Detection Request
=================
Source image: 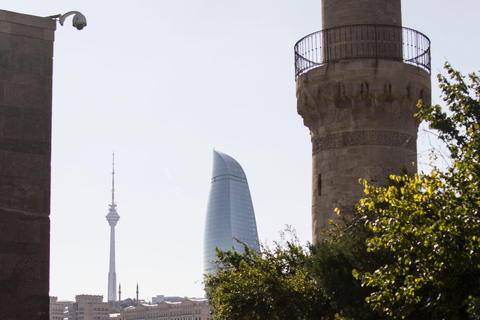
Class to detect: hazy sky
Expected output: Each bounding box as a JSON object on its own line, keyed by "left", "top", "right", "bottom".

{"left": 2, "top": 0, "right": 479, "bottom": 302}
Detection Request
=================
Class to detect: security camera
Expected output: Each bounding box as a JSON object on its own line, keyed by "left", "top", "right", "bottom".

{"left": 53, "top": 11, "right": 87, "bottom": 31}
{"left": 72, "top": 12, "right": 87, "bottom": 30}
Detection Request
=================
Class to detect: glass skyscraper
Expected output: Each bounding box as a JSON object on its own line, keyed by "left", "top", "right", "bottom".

{"left": 203, "top": 150, "right": 260, "bottom": 273}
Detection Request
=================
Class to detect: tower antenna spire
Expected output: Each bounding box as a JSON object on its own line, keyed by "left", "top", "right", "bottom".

{"left": 112, "top": 151, "right": 115, "bottom": 205}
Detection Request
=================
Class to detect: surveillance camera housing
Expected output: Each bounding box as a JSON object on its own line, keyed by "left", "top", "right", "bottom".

{"left": 72, "top": 12, "right": 87, "bottom": 30}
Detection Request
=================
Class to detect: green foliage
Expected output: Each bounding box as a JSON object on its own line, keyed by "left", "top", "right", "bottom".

{"left": 417, "top": 63, "right": 480, "bottom": 168}
{"left": 203, "top": 228, "right": 334, "bottom": 320}
{"left": 311, "top": 173, "right": 405, "bottom": 320}
{"left": 313, "top": 225, "right": 377, "bottom": 319}
{"left": 203, "top": 64, "right": 480, "bottom": 319}
{"left": 352, "top": 63, "right": 480, "bottom": 319}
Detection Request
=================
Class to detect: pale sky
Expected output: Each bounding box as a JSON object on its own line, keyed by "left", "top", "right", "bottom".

{"left": 2, "top": 0, "right": 479, "bottom": 302}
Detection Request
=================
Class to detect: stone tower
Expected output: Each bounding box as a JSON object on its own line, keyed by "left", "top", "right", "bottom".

{"left": 295, "top": 0, "right": 431, "bottom": 242}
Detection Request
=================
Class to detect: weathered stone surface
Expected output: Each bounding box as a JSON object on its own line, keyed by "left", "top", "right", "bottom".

{"left": 297, "top": 57, "right": 431, "bottom": 241}
{"left": 322, "top": 0, "right": 402, "bottom": 29}
{"left": 0, "top": 9, "right": 55, "bottom": 320}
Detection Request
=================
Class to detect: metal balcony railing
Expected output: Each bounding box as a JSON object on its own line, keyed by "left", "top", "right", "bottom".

{"left": 294, "top": 24, "right": 431, "bottom": 79}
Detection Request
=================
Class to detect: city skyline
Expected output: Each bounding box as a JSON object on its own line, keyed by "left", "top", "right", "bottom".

{"left": 0, "top": 0, "right": 477, "bottom": 302}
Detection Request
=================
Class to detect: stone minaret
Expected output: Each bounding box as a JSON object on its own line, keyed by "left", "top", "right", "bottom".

{"left": 118, "top": 283, "right": 122, "bottom": 305}
{"left": 136, "top": 283, "right": 139, "bottom": 302}
{"left": 106, "top": 153, "right": 120, "bottom": 302}
{"left": 295, "top": 0, "right": 431, "bottom": 242}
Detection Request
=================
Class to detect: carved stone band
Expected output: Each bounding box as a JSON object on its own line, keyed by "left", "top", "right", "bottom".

{"left": 313, "top": 130, "right": 416, "bottom": 153}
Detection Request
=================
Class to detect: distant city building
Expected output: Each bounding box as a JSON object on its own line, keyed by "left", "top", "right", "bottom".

{"left": 120, "top": 298, "right": 210, "bottom": 320}
{"left": 106, "top": 154, "right": 121, "bottom": 302}
{"left": 50, "top": 298, "right": 74, "bottom": 319}
{"left": 49, "top": 296, "right": 65, "bottom": 320}
{"left": 203, "top": 150, "right": 260, "bottom": 273}
{"left": 68, "top": 295, "right": 110, "bottom": 320}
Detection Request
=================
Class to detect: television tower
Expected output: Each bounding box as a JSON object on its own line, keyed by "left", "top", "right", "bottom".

{"left": 295, "top": 0, "right": 431, "bottom": 242}
{"left": 106, "top": 152, "right": 120, "bottom": 302}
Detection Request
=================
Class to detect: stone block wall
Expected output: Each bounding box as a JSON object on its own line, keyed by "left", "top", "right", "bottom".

{"left": 322, "top": 0, "right": 402, "bottom": 29}
{"left": 296, "top": 59, "right": 431, "bottom": 241}
{"left": 0, "top": 10, "right": 55, "bottom": 319}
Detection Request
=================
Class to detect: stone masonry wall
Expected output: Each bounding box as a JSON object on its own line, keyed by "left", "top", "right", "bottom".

{"left": 296, "top": 59, "right": 431, "bottom": 241}
{"left": 322, "top": 0, "right": 402, "bottom": 29}
{"left": 0, "top": 10, "right": 55, "bottom": 319}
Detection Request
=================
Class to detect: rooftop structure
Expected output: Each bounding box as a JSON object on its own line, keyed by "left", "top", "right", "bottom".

{"left": 49, "top": 296, "right": 66, "bottom": 320}
{"left": 120, "top": 298, "right": 210, "bottom": 320}
{"left": 152, "top": 295, "right": 189, "bottom": 304}
{"left": 68, "top": 295, "right": 109, "bottom": 320}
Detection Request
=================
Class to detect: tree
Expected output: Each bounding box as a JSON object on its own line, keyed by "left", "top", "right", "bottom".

{"left": 311, "top": 171, "right": 409, "bottom": 320}
{"left": 203, "top": 229, "right": 334, "bottom": 320}
{"left": 351, "top": 63, "right": 480, "bottom": 319}
{"left": 204, "top": 64, "right": 480, "bottom": 319}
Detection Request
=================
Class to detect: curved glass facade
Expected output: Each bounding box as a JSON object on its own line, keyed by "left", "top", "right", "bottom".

{"left": 203, "top": 150, "right": 260, "bottom": 273}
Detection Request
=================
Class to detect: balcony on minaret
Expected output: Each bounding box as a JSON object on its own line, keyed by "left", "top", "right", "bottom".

{"left": 294, "top": 25, "right": 431, "bottom": 79}
{"left": 295, "top": 0, "right": 432, "bottom": 242}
